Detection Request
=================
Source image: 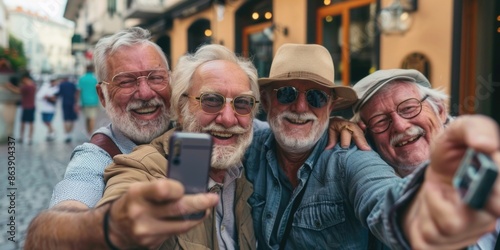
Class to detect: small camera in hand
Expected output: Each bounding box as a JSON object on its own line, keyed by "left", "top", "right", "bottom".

{"left": 453, "top": 148, "right": 498, "bottom": 209}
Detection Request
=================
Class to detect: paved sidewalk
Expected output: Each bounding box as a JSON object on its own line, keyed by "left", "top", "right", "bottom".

{"left": 0, "top": 103, "right": 109, "bottom": 249}
{"left": 0, "top": 138, "right": 88, "bottom": 249}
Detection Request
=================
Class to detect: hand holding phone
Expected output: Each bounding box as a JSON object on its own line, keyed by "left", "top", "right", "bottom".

{"left": 167, "top": 132, "right": 213, "bottom": 219}
{"left": 453, "top": 148, "right": 498, "bottom": 209}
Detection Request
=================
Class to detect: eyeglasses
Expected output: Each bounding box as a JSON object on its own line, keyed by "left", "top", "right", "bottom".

{"left": 366, "top": 95, "right": 429, "bottom": 134}
{"left": 183, "top": 92, "right": 259, "bottom": 116}
{"left": 273, "top": 86, "right": 330, "bottom": 108}
{"left": 100, "top": 69, "right": 169, "bottom": 95}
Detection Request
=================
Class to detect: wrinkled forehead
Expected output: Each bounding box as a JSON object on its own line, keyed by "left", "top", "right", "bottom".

{"left": 107, "top": 44, "right": 167, "bottom": 76}
{"left": 192, "top": 60, "right": 252, "bottom": 94}
{"left": 361, "top": 82, "right": 421, "bottom": 115}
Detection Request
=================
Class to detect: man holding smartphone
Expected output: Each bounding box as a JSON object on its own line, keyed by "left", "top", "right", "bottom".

{"left": 96, "top": 44, "right": 261, "bottom": 249}
{"left": 25, "top": 27, "right": 220, "bottom": 249}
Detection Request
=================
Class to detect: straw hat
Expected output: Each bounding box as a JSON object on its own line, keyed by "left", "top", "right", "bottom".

{"left": 258, "top": 43, "right": 358, "bottom": 111}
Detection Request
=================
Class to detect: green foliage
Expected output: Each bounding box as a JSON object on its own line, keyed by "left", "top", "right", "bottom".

{"left": 0, "top": 34, "right": 27, "bottom": 71}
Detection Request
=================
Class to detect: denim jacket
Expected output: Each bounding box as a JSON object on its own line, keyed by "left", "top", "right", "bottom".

{"left": 244, "top": 129, "right": 402, "bottom": 249}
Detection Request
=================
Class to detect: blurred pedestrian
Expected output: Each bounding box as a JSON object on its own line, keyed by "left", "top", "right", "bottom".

{"left": 4, "top": 73, "right": 36, "bottom": 144}
{"left": 37, "top": 76, "right": 59, "bottom": 141}
{"left": 57, "top": 76, "right": 79, "bottom": 143}
{"left": 0, "top": 76, "right": 20, "bottom": 140}
{"left": 78, "top": 65, "right": 99, "bottom": 135}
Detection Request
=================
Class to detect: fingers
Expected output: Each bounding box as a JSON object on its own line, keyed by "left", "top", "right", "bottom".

{"left": 444, "top": 115, "right": 500, "bottom": 154}
{"left": 350, "top": 125, "right": 370, "bottom": 151}
{"left": 326, "top": 125, "right": 339, "bottom": 150}
{"left": 407, "top": 179, "right": 496, "bottom": 249}
{"left": 430, "top": 115, "right": 500, "bottom": 178}
{"left": 108, "top": 180, "right": 220, "bottom": 248}
{"left": 327, "top": 117, "right": 371, "bottom": 150}
{"left": 339, "top": 128, "right": 353, "bottom": 149}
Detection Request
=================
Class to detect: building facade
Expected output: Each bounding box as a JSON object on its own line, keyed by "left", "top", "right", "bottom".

{"left": 7, "top": 7, "right": 74, "bottom": 78}
{"left": 0, "top": 0, "right": 8, "bottom": 48}
{"left": 64, "top": 0, "right": 500, "bottom": 122}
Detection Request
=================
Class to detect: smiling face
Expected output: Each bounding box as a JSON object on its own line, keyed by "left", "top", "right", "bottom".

{"left": 180, "top": 60, "right": 254, "bottom": 170}
{"left": 97, "top": 44, "right": 171, "bottom": 144}
{"left": 359, "top": 82, "right": 447, "bottom": 176}
{"left": 262, "top": 80, "right": 334, "bottom": 154}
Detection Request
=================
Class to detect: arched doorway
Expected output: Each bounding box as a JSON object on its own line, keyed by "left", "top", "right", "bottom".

{"left": 156, "top": 35, "right": 171, "bottom": 67}
{"left": 187, "top": 19, "right": 211, "bottom": 53}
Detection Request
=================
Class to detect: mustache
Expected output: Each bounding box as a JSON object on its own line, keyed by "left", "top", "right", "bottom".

{"left": 126, "top": 98, "right": 164, "bottom": 111}
{"left": 390, "top": 126, "right": 425, "bottom": 146}
{"left": 201, "top": 123, "right": 248, "bottom": 135}
{"left": 277, "top": 111, "right": 318, "bottom": 121}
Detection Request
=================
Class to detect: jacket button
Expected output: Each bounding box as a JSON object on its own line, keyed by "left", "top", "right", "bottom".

{"left": 314, "top": 220, "right": 321, "bottom": 228}
{"left": 266, "top": 213, "right": 272, "bottom": 219}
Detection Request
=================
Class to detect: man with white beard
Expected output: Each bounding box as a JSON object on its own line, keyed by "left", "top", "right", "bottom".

{"left": 25, "top": 27, "right": 219, "bottom": 249}
{"left": 243, "top": 43, "right": 500, "bottom": 249}
{"left": 95, "top": 44, "right": 260, "bottom": 249}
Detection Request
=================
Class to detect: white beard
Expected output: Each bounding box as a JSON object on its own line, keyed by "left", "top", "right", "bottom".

{"left": 268, "top": 111, "right": 327, "bottom": 154}
{"left": 104, "top": 93, "right": 170, "bottom": 144}
{"left": 181, "top": 107, "right": 252, "bottom": 170}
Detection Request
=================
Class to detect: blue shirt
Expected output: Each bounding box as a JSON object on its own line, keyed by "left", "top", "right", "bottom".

{"left": 57, "top": 81, "right": 78, "bottom": 107}
{"left": 244, "top": 128, "right": 401, "bottom": 249}
{"left": 49, "top": 124, "right": 137, "bottom": 207}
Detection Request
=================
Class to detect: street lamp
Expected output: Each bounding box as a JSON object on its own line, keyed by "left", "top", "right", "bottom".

{"left": 378, "top": 0, "right": 418, "bottom": 35}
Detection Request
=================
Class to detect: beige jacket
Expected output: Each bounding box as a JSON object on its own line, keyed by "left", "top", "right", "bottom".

{"left": 97, "top": 129, "right": 256, "bottom": 249}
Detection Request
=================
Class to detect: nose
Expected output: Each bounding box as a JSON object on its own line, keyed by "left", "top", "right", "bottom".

{"left": 134, "top": 77, "right": 155, "bottom": 100}
{"left": 390, "top": 112, "right": 412, "bottom": 132}
{"left": 215, "top": 102, "right": 238, "bottom": 128}
{"left": 290, "top": 92, "right": 309, "bottom": 112}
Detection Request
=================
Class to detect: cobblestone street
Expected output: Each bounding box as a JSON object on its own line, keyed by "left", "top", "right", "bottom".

{"left": 0, "top": 104, "right": 109, "bottom": 249}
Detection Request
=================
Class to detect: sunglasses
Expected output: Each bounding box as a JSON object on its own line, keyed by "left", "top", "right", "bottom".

{"left": 183, "top": 92, "right": 259, "bottom": 116}
{"left": 273, "top": 86, "right": 330, "bottom": 108}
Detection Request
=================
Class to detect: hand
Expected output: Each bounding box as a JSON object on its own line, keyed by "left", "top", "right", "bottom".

{"left": 107, "top": 179, "right": 219, "bottom": 249}
{"left": 404, "top": 115, "right": 500, "bottom": 249}
{"left": 326, "top": 117, "right": 371, "bottom": 150}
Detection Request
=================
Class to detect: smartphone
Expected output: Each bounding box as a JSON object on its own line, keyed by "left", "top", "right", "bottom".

{"left": 167, "top": 131, "right": 213, "bottom": 219}
{"left": 453, "top": 148, "right": 498, "bottom": 209}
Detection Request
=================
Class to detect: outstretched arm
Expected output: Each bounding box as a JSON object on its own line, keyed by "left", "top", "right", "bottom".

{"left": 404, "top": 115, "right": 500, "bottom": 249}
{"left": 25, "top": 180, "right": 219, "bottom": 249}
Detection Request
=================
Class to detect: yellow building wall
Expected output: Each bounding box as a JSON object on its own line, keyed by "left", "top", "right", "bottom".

{"left": 169, "top": 0, "right": 246, "bottom": 68}
{"left": 380, "top": 0, "right": 453, "bottom": 95}
{"left": 272, "top": 0, "right": 308, "bottom": 51}
{"left": 169, "top": 0, "right": 311, "bottom": 67}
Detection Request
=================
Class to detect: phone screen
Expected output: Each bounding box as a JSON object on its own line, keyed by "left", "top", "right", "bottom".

{"left": 168, "top": 143, "right": 212, "bottom": 194}
{"left": 167, "top": 132, "right": 213, "bottom": 219}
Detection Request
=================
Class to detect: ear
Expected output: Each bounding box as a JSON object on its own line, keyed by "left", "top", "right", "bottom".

{"left": 436, "top": 100, "right": 447, "bottom": 124}
{"left": 96, "top": 84, "right": 106, "bottom": 108}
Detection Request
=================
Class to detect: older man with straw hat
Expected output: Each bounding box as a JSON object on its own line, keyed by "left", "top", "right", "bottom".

{"left": 243, "top": 43, "right": 398, "bottom": 249}
{"left": 242, "top": 43, "right": 500, "bottom": 250}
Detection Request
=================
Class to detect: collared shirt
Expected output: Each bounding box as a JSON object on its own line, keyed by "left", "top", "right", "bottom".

{"left": 244, "top": 128, "right": 402, "bottom": 249}
{"left": 208, "top": 165, "right": 243, "bottom": 250}
{"left": 49, "top": 124, "right": 137, "bottom": 207}
{"left": 49, "top": 120, "right": 268, "bottom": 208}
